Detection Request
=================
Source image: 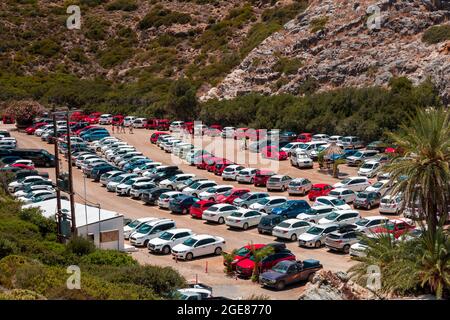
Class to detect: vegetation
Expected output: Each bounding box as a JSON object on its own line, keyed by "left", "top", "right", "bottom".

{"left": 273, "top": 56, "right": 303, "bottom": 75}
{"left": 106, "top": 0, "right": 138, "bottom": 12}
{"left": 4, "top": 100, "right": 45, "bottom": 128}
{"left": 139, "top": 6, "right": 193, "bottom": 30}
{"left": 0, "top": 188, "right": 186, "bottom": 299}
{"left": 422, "top": 24, "right": 450, "bottom": 44}
{"left": 310, "top": 16, "right": 329, "bottom": 33}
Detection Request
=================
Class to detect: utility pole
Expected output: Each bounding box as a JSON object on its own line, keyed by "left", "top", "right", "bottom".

{"left": 52, "top": 113, "right": 63, "bottom": 243}
{"left": 65, "top": 111, "right": 77, "bottom": 236}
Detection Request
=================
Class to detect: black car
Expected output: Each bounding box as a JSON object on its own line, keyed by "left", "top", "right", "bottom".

{"left": 14, "top": 169, "right": 49, "bottom": 181}
{"left": 169, "top": 195, "right": 199, "bottom": 214}
{"left": 90, "top": 164, "right": 118, "bottom": 182}
{"left": 8, "top": 149, "right": 55, "bottom": 167}
{"left": 257, "top": 214, "right": 287, "bottom": 235}
{"left": 147, "top": 169, "right": 183, "bottom": 184}
{"left": 141, "top": 187, "right": 171, "bottom": 205}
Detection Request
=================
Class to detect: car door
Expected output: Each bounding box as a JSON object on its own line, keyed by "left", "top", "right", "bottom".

{"left": 247, "top": 211, "right": 261, "bottom": 226}
{"left": 292, "top": 221, "right": 310, "bottom": 235}
{"left": 196, "top": 238, "right": 215, "bottom": 256}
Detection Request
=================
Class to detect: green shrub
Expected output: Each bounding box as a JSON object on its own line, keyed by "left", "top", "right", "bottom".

{"left": 310, "top": 16, "right": 329, "bottom": 32}
{"left": 97, "top": 45, "right": 134, "bottom": 68}
{"left": 66, "top": 236, "right": 95, "bottom": 256}
{"left": 84, "top": 18, "right": 109, "bottom": 41}
{"left": 18, "top": 208, "right": 56, "bottom": 237}
{"left": 28, "top": 39, "right": 61, "bottom": 57}
{"left": 422, "top": 24, "right": 450, "bottom": 44}
{"left": 273, "top": 56, "right": 303, "bottom": 75}
{"left": 0, "top": 239, "right": 19, "bottom": 259}
{"left": 106, "top": 0, "right": 138, "bottom": 11}
{"left": 80, "top": 250, "right": 137, "bottom": 267}
{"left": 139, "top": 6, "right": 192, "bottom": 30}
{"left": 79, "top": 0, "right": 107, "bottom": 7}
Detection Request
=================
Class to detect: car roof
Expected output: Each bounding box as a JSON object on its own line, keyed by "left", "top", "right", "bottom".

{"left": 330, "top": 188, "right": 352, "bottom": 193}
{"left": 282, "top": 218, "right": 302, "bottom": 224}
{"left": 167, "top": 228, "right": 192, "bottom": 234}
{"left": 312, "top": 183, "right": 331, "bottom": 187}
{"left": 210, "top": 203, "right": 234, "bottom": 208}
{"left": 191, "top": 234, "right": 216, "bottom": 240}
{"left": 266, "top": 196, "right": 287, "bottom": 200}
{"left": 270, "top": 174, "right": 289, "bottom": 178}
{"left": 316, "top": 196, "right": 338, "bottom": 200}
{"left": 362, "top": 216, "right": 388, "bottom": 221}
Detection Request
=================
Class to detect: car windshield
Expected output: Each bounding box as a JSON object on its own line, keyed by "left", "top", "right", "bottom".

{"left": 230, "top": 211, "right": 244, "bottom": 217}
{"left": 372, "top": 182, "right": 383, "bottom": 188}
{"left": 278, "top": 202, "right": 292, "bottom": 209}
{"left": 272, "top": 263, "right": 290, "bottom": 274}
{"left": 207, "top": 206, "right": 219, "bottom": 212}
{"left": 205, "top": 187, "right": 216, "bottom": 193}
{"left": 355, "top": 219, "right": 369, "bottom": 226}
{"left": 190, "top": 182, "right": 201, "bottom": 189}
{"left": 268, "top": 177, "right": 281, "bottom": 182}
{"left": 239, "top": 193, "right": 252, "bottom": 200}
{"left": 136, "top": 224, "right": 152, "bottom": 234}
{"left": 357, "top": 193, "right": 369, "bottom": 199}
{"left": 256, "top": 198, "right": 270, "bottom": 205}
{"left": 111, "top": 176, "right": 124, "bottom": 182}
{"left": 235, "top": 247, "right": 250, "bottom": 256}
{"left": 306, "top": 226, "right": 324, "bottom": 235}
{"left": 361, "top": 163, "right": 374, "bottom": 169}
{"left": 159, "top": 232, "right": 174, "bottom": 241}
{"left": 311, "top": 186, "right": 323, "bottom": 191}
{"left": 127, "top": 219, "right": 141, "bottom": 228}
{"left": 341, "top": 178, "right": 351, "bottom": 184}
{"left": 325, "top": 212, "right": 339, "bottom": 220}
{"left": 330, "top": 199, "right": 346, "bottom": 206}
{"left": 222, "top": 190, "right": 233, "bottom": 197}
{"left": 182, "top": 238, "right": 197, "bottom": 247}
{"left": 277, "top": 222, "right": 292, "bottom": 228}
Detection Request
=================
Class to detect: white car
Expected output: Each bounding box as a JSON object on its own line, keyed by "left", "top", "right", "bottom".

{"left": 132, "top": 118, "right": 147, "bottom": 128}
{"left": 365, "top": 179, "right": 391, "bottom": 195}
{"left": 169, "top": 121, "right": 185, "bottom": 132}
{"left": 221, "top": 127, "right": 236, "bottom": 138}
{"left": 318, "top": 210, "right": 361, "bottom": 225}
{"left": 287, "top": 178, "right": 312, "bottom": 196}
{"left": 327, "top": 188, "right": 356, "bottom": 204}
{"left": 333, "top": 176, "right": 371, "bottom": 192}
{"left": 98, "top": 114, "right": 113, "bottom": 125}
{"left": 183, "top": 180, "right": 217, "bottom": 198}
{"left": 148, "top": 228, "right": 195, "bottom": 254}
{"left": 296, "top": 205, "right": 335, "bottom": 224}
{"left": 198, "top": 185, "right": 234, "bottom": 201}
{"left": 312, "top": 134, "right": 329, "bottom": 141}
{"left": 18, "top": 190, "right": 56, "bottom": 204}
{"left": 8, "top": 176, "right": 50, "bottom": 193}
{"left": 314, "top": 196, "right": 352, "bottom": 210}
{"left": 328, "top": 135, "right": 344, "bottom": 143}
{"left": 158, "top": 191, "right": 183, "bottom": 209}
{"left": 290, "top": 150, "right": 314, "bottom": 168}
{"left": 248, "top": 196, "right": 287, "bottom": 213}
{"left": 225, "top": 209, "right": 265, "bottom": 230}
{"left": 129, "top": 219, "right": 176, "bottom": 247}
{"left": 298, "top": 224, "right": 340, "bottom": 248}
{"left": 379, "top": 194, "right": 403, "bottom": 214}
{"left": 171, "top": 234, "right": 226, "bottom": 260}
{"left": 123, "top": 217, "right": 159, "bottom": 240}
{"left": 129, "top": 182, "right": 157, "bottom": 199}
{"left": 133, "top": 162, "right": 162, "bottom": 174}
{"left": 202, "top": 204, "right": 238, "bottom": 224}
{"left": 281, "top": 142, "right": 304, "bottom": 154}
{"left": 352, "top": 216, "right": 389, "bottom": 234}
{"left": 123, "top": 116, "right": 136, "bottom": 127}
{"left": 13, "top": 185, "right": 55, "bottom": 198}
{"left": 159, "top": 174, "right": 196, "bottom": 190}
{"left": 236, "top": 168, "right": 258, "bottom": 184}
{"left": 116, "top": 177, "right": 152, "bottom": 196}
{"left": 272, "top": 219, "right": 312, "bottom": 241}
{"left": 221, "top": 165, "right": 245, "bottom": 181}
{"left": 358, "top": 161, "right": 382, "bottom": 178}
{"left": 35, "top": 124, "right": 53, "bottom": 136}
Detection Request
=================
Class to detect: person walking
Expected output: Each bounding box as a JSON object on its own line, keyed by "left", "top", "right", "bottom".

{"left": 112, "top": 122, "right": 115, "bottom": 134}
{"left": 129, "top": 124, "right": 133, "bottom": 134}
{"left": 120, "top": 122, "right": 125, "bottom": 133}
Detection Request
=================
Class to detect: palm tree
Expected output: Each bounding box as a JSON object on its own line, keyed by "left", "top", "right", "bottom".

{"left": 249, "top": 245, "right": 274, "bottom": 282}
{"left": 384, "top": 108, "right": 450, "bottom": 234}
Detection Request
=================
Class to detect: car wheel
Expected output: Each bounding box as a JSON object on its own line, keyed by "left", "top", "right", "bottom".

{"left": 186, "top": 252, "right": 193, "bottom": 260}
{"left": 291, "top": 233, "right": 297, "bottom": 241}
{"left": 282, "top": 186, "right": 286, "bottom": 192}
{"left": 343, "top": 244, "right": 350, "bottom": 254}
{"left": 367, "top": 203, "right": 372, "bottom": 210}
{"left": 162, "top": 246, "right": 171, "bottom": 255}
{"left": 276, "top": 281, "right": 285, "bottom": 290}
{"left": 214, "top": 247, "right": 222, "bottom": 255}
{"left": 218, "top": 217, "right": 225, "bottom": 224}
{"left": 192, "top": 193, "right": 197, "bottom": 198}
{"left": 144, "top": 240, "right": 149, "bottom": 248}
{"left": 260, "top": 209, "right": 266, "bottom": 214}
{"left": 209, "top": 197, "right": 215, "bottom": 201}
{"left": 250, "top": 178, "right": 254, "bottom": 184}
{"left": 315, "top": 240, "right": 321, "bottom": 248}
{"left": 243, "top": 223, "right": 249, "bottom": 230}
{"left": 242, "top": 204, "right": 248, "bottom": 209}
{"left": 169, "top": 185, "right": 174, "bottom": 190}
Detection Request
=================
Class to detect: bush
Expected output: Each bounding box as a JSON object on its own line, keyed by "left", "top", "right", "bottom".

{"left": 0, "top": 239, "right": 18, "bottom": 259}
{"left": 106, "top": 0, "right": 138, "bottom": 11}
{"left": 97, "top": 45, "right": 134, "bottom": 68}
{"left": 139, "top": 6, "right": 192, "bottom": 30}
{"left": 273, "top": 56, "right": 303, "bottom": 75}
{"left": 80, "top": 250, "right": 137, "bottom": 267}
{"left": 422, "top": 24, "right": 450, "bottom": 44}
{"left": 4, "top": 100, "right": 45, "bottom": 127}
{"left": 310, "top": 16, "right": 329, "bottom": 32}
{"left": 28, "top": 39, "right": 61, "bottom": 57}
{"left": 66, "top": 236, "right": 95, "bottom": 256}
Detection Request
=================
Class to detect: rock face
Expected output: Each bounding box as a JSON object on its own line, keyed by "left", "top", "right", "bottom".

{"left": 201, "top": 0, "right": 450, "bottom": 103}
{"left": 298, "top": 270, "right": 380, "bottom": 300}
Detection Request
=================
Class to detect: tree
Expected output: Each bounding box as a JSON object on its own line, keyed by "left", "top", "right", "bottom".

{"left": 249, "top": 244, "right": 274, "bottom": 282}
{"left": 384, "top": 108, "right": 450, "bottom": 234}
{"left": 166, "top": 77, "right": 198, "bottom": 120}
{"left": 5, "top": 100, "right": 45, "bottom": 128}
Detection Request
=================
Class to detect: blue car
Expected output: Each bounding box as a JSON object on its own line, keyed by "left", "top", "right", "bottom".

{"left": 168, "top": 195, "right": 200, "bottom": 214}
{"left": 123, "top": 159, "right": 153, "bottom": 172}
{"left": 270, "top": 200, "right": 311, "bottom": 218}
{"left": 81, "top": 130, "right": 110, "bottom": 142}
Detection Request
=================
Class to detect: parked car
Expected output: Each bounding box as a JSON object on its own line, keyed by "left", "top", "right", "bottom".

{"left": 379, "top": 194, "right": 403, "bottom": 214}
{"left": 124, "top": 217, "right": 159, "bottom": 240}
{"left": 202, "top": 204, "right": 238, "bottom": 224}
{"left": 261, "top": 146, "right": 288, "bottom": 160}
{"left": 327, "top": 188, "right": 356, "bottom": 204}
{"left": 286, "top": 178, "right": 311, "bottom": 196}
{"left": 236, "top": 250, "right": 295, "bottom": 278}
{"left": 353, "top": 191, "right": 382, "bottom": 210}
{"left": 176, "top": 177, "right": 207, "bottom": 191}
{"left": 132, "top": 118, "right": 147, "bottom": 128}
{"left": 358, "top": 160, "right": 382, "bottom": 178}
{"left": 148, "top": 229, "right": 195, "bottom": 254}
{"left": 371, "top": 218, "right": 415, "bottom": 239}
{"left": 271, "top": 200, "right": 311, "bottom": 218}
{"left": 129, "top": 219, "right": 176, "bottom": 247}
{"left": 129, "top": 181, "right": 157, "bottom": 199}
{"left": 259, "top": 259, "right": 323, "bottom": 290}
{"left": 198, "top": 185, "right": 234, "bottom": 201}
{"left": 225, "top": 209, "right": 265, "bottom": 230}
{"left": 298, "top": 224, "right": 339, "bottom": 248}
{"left": 216, "top": 188, "right": 250, "bottom": 204}
{"left": 8, "top": 176, "right": 50, "bottom": 193}
{"left": 106, "top": 173, "right": 137, "bottom": 192}
{"left": 325, "top": 227, "right": 360, "bottom": 253}
{"left": 318, "top": 210, "right": 361, "bottom": 226}
{"left": 346, "top": 150, "right": 379, "bottom": 166}
{"left": 340, "top": 136, "right": 364, "bottom": 149}
{"left": 352, "top": 216, "right": 389, "bottom": 234}
{"left": 236, "top": 168, "right": 258, "bottom": 184}
{"left": 98, "top": 114, "right": 113, "bottom": 125}
{"left": 140, "top": 187, "right": 171, "bottom": 205}
{"left": 308, "top": 183, "right": 333, "bottom": 201}
{"left": 365, "top": 180, "right": 391, "bottom": 195}
{"left": 158, "top": 191, "right": 184, "bottom": 209}
{"left": 221, "top": 127, "right": 236, "bottom": 139}
{"left": 99, "top": 170, "right": 123, "bottom": 187}
{"left": 183, "top": 180, "right": 218, "bottom": 198}
{"left": 266, "top": 175, "right": 292, "bottom": 192}
{"left": 314, "top": 196, "right": 352, "bottom": 210}
{"left": 123, "top": 116, "right": 136, "bottom": 127}
{"left": 257, "top": 214, "right": 286, "bottom": 235}
{"left": 232, "top": 192, "right": 269, "bottom": 208}
{"left": 249, "top": 196, "right": 287, "bottom": 213}
{"left": 171, "top": 234, "right": 226, "bottom": 260}
{"left": 296, "top": 205, "right": 335, "bottom": 224}
{"left": 295, "top": 133, "right": 312, "bottom": 143}
{"left": 189, "top": 200, "right": 216, "bottom": 219}
{"left": 333, "top": 176, "right": 370, "bottom": 192}
{"left": 272, "top": 219, "right": 312, "bottom": 241}
{"left": 159, "top": 174, "right": 196, "bottom": 190}
{"left": 223, "top": 244, "right": 266, "bottom": 270}
{"left": 253, "top": 169, "right": 276, "bottom": 187}
{"left": 290, "top": 150, "right": 314, "bottom": 168}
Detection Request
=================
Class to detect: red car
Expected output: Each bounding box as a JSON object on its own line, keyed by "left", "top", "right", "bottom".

{"left": 236, "top": 250, "right": 296, "bottom": 277}
{"left": 296, "top": 133, "right": 312, "bottom": 143}
{"left": 196, "top": 155, "right": 214, "bottom": 170}
{"left": 216, "top": 188, "right": 250, "bottom": 204}
{"left": 189, "top": 200, "right": 216, "bottom": 219}
{"left": 156, "top": 119, "right": 170, "bottom": 131}
{"left": 253, "top": 169, "right": 276, "bottom": 187}
{"left": 223, "top": 244, "right": 266, "bottom": 270}
{"left": 261, "top": 146, "right": 288, "bottom": 160}
{"left": 112, "top": 115, "right": 124, "bottom": 125}
{"left": 11, "top": 163, "right": 35, "bottom": 170}
{"left": 233, "top": 128, "right": 248, "bottom": 140}
{"left": 70, "top": 111, "right": 85, "bottom": 122}
{"left": 214, "top": 160, "right": 234, "bottom": 176}
{"left": 308, "top": 183, "right": 333, "bottom": 201}
{"left": 2, "top": 115, "right": 15, "bottom": 124}
{"left": 205, "top": 127, "right": 222, "bottom": 137}
{"left": 150, "top": 131, "right": 168, "bottom": 144}
{"left": 184, "top": 122, "right": 194, "bottom": 134}
{"left": 206, "top": 157, "right": 222, "bottom": 172}
{"left": 372, "top": 219, "right": 415, "bottom": 239}
{"left": 74, "top": 125, "right": 96, "bottom": 136}
{"left": 84, "top": 112, "right": 102, "bottom": 124}
{"left": 25, "top": 122, "right": 47, "bottom": 135}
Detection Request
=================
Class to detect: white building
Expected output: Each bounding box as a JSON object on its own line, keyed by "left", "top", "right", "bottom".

{"left": 23, "top": 199, "right": 125, "bottom": 251}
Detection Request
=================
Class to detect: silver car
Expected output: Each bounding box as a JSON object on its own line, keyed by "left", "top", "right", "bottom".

{"left": 236, "top": 168, "right": 258, "bottom": 184}
{"left": 287, "top": 178, "right": 312, "bottom": 196}
{"left": 100, "top": 170, "right": 123, "bottom": 187}
{"left": 325, "top": 228, "right": 360, "bottom": 253}
{"left": 232, "top": 192, "right": 269, "bottom": 208}
{"left": 298, "top": 224, "right": 339, "bottom": 248}
{"left": 266, "top": 175, "right": 293, "bottom": 192}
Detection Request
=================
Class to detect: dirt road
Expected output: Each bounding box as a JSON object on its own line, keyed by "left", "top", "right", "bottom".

{"left": 8, "top": 125, "right": 386, "bottom": 299}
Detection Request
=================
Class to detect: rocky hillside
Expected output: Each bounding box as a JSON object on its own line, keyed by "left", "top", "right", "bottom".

{"left": 201, "top": 0, "right": 450, "bottom": 103}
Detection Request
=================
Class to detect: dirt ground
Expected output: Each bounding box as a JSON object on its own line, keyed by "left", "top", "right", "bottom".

{"left": 6, "top": 124, "right": 389, "bottom": 300}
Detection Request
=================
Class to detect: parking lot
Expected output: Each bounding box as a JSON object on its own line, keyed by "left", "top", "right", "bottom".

{"left": 8, "top": 124, "right": 393, "bottom": 299}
